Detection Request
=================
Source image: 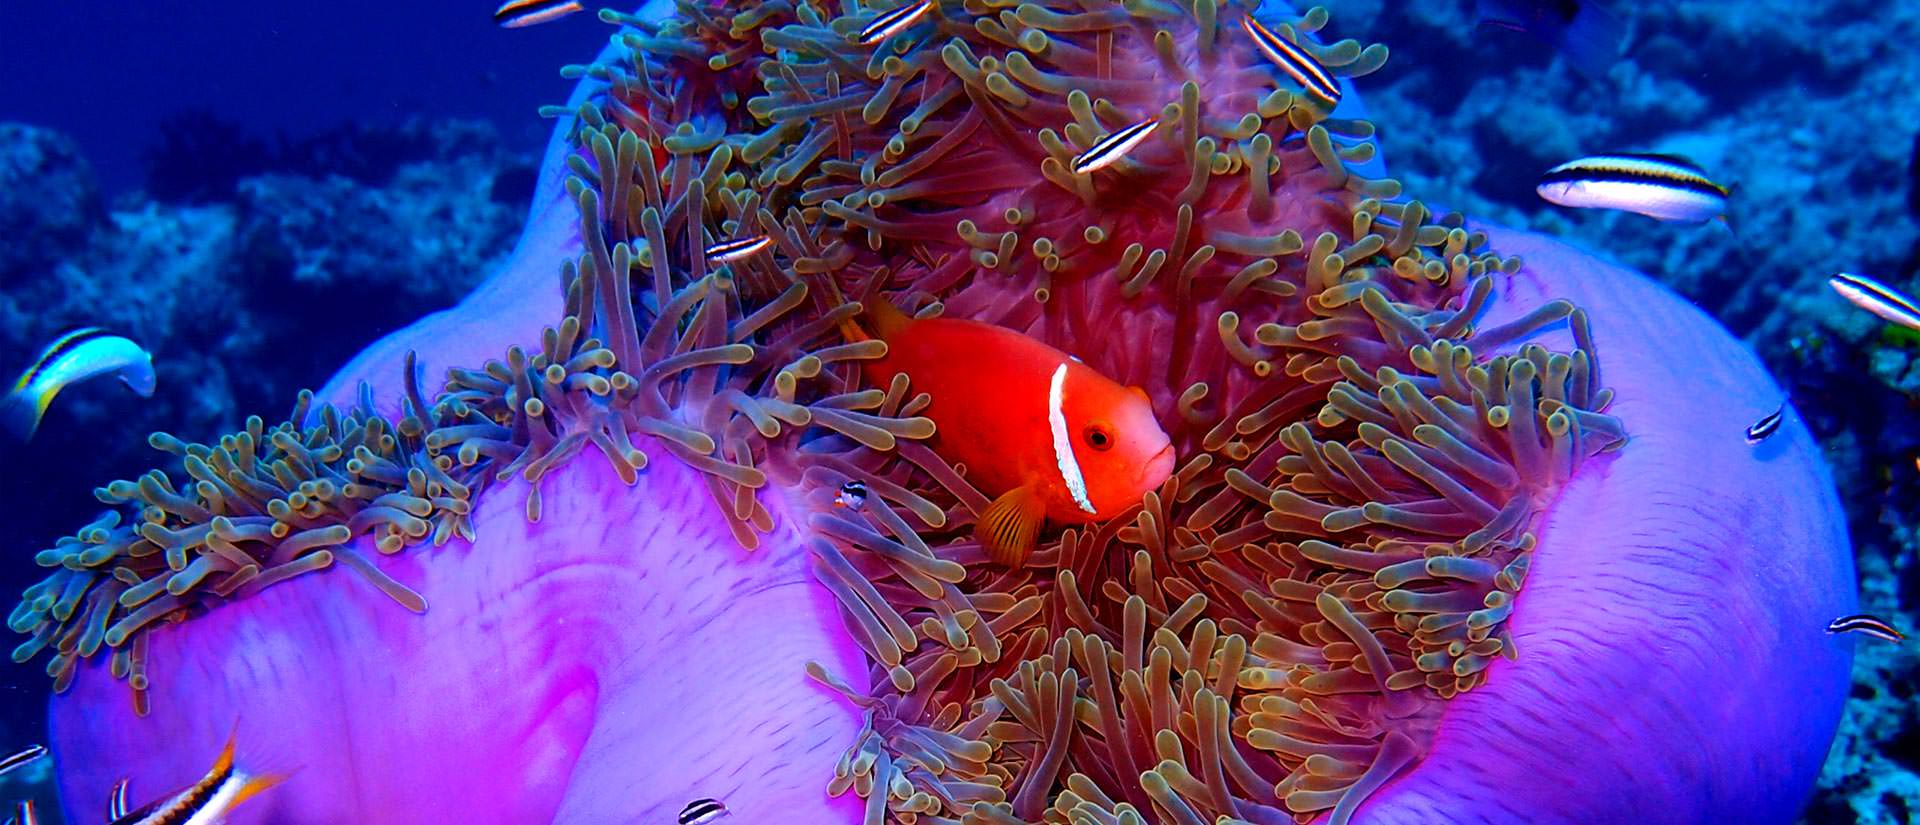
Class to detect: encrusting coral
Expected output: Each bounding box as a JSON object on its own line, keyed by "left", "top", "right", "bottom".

{"left": 10, "top": 0, "right": 1624, "bottom": 821}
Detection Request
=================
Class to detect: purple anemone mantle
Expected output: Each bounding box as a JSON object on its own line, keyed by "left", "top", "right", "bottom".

{"left": 41, "top": 11, "right": 1853, "bottom": 825}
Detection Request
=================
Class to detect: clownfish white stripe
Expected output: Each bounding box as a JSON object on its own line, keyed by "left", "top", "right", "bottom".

{"left": 1048, "top": 363, "right": 1097, "bottom": 515}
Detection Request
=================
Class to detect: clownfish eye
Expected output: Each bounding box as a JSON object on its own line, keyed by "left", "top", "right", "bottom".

{"left": 1084, "top": 425, "right": 1113, "bottom": 451}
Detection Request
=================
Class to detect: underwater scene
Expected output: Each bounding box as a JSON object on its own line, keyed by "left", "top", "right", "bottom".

{"left": 1, "top": 0, "right": 1915, "bottom": 822}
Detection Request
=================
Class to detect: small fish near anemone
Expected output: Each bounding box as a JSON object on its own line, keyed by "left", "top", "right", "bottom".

{"left": 1536, "top": 153, "right": 1732, "bottom": 224}
{"left": 1828, "top": 613, "right": 1905, "bottom": 643}
{"left": 493, "top": 0, "right": 585, "bottom": 28}
{"left": 8, "top": 799, "right": 38, "bottom": 825}
{"left": 0, "top": 745, "right": 46, "bottom": 779}
{"left": 844, "top": 295, "right": 1175, "bottom": 567}
{"left": 1745, "top": 406, "right": 1784, "bottom": 444}
{"left": 1, "top": 327, "right": 155, "bottom": 440}
{"left": 106, "top": 731, "right": 283, "bottom": 825}
{"left": 20, "top": 0, "right": 1857, "bottom": 823}
{"left": 1829, "top": 272, "right": 1920, "bottom": 331}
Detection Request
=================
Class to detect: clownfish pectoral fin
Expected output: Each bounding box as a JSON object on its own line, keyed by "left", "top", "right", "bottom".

{"left": 977, "top": 484, "right": 1046, "bottom": 568}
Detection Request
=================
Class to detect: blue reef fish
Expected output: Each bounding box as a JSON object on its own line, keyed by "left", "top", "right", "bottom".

{"left": 1, "top": 327, "right": 156, "bottom": 441}
{"left": 1071, "top": 118, "right": 1160, "bottom": 176}
{"left": 1744, "top": 407, "right": 1783, "bottom": 445}
{"left": 108, "top": 732, "right": 284, "bottom": 825}
{"left": 679, "top": 798, "right": 732, "bottom": 824}
{"left": 1240, "top": 15, "right": 1342, "bottom": 105}
{"left": 1828, "top": 272, "right": 1920, "bottom": 331}
{"left": 1475, "top": 0, "right": 1625, "bottom": 80}
{"left": 1827, "top": 614, "right": 1905, "bottom": 643}
{"left": 857, "top": 0, "right": 936, "bottom": 46}
{"left": 0, "top": 745, "right": 45, "bottom": 778}
{"left": 1535, "top": 153, "right": 1730, "bottom": 224}
{"left": 109, "top": 779, "right": 131, "bottom": 820}
{"left": 493, "top": 0, "right": 583, "bottom": 28}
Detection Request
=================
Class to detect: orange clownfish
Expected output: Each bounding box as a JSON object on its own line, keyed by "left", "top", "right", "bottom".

{"left": 848, "top": 297, "right": 1175, "bottom": 568}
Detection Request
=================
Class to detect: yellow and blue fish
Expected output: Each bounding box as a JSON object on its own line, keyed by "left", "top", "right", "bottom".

{"left": 1536, "top": 153, "right": 1731, "bottom": 224}
{"left": 2, "top": 327, "right": 155, "bottom": 440}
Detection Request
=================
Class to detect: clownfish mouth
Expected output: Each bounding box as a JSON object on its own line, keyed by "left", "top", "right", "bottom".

{"left": 1140, "top": 443, "right": 1176, "bottom": 488}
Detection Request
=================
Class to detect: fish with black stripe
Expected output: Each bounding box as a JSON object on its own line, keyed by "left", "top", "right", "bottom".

{"left": 1239, "top": 15, "right": 1342, "bottom": 105}
{"left": 856, "top": 0, "right": 936, "bottom": 46}
{"left": 1, "top": 327, "right": 153, "bottom": 440}
{"left": 1827, "top": 614, "right": 1905, "bottom": 643}
{"left": 1829, "top": 272, "right": 1920, "bottom": 332}
{"left": 108, "top": 779, "right": 131, "bottom": 820}
{"left": 0, "top": 745, "right": 45, "bottom": 779}
{"left": 493, "top": 0, "right": 583, "bottom": 28}
{"left": 108, "top": 731, "right": 285, "bottom": 825}
{"left": 1536, "top": 153, "right": 1731, "bottom": 224}
{"left": 679, "top": 798, "right": 732, "bottom": 823}
{"left": 1071, "top": 118, "right": 1160, "bottom": 176}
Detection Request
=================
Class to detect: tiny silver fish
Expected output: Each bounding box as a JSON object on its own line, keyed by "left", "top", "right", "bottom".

{"left": 857, "top": 0, "right": 935, "bottom": 46}
{"left": 1240, "top": 16, "right": 1341, "bottom": 105}
{"left": 108, "top": 778, "right": 130, "bottom": 820}
{"left": 704, "top": 236, "right": 774, "bottom": 264}
{"left": 1827, "top": 614, "right": 1905, "bottom": 643}
{"left": 9, "top": 799, "right": 37, "bottom": 825}
{"left": 834, "top": 480, "right": 868, "bottom": 511}
{"left": 493, "top": 0, "right": 584, "bottom": 28}
{"left": 1071, "top": 118, "right": 1160, "bottom": 175}
{"left": 0, "top": 745, "right": 46, "bottom": 778}
{"left": 1829, "top": 272, "right": 1920, "bottom": 331}
{"left": 1536, "top": 153, "right": 1730, "bottom": 223}
{"left": 1744, "top": 406, "right": 1783, "bottom": 445}
{"left": 2, "top": 327, "right": 156, "bottom": 440}
{"left": 679, "top": 798, "right": 731, "bottom": 824}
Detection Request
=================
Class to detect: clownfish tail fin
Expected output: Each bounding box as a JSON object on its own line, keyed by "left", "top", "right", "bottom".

{"left": 977, "top": 484, "right": 1045, "bottom": 568}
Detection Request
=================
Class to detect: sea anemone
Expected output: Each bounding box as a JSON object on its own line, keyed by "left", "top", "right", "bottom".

{"left": 14, "top": 1, "right": 1853, "bottom": 822}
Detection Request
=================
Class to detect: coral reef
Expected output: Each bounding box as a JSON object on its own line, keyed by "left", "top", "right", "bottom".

{"left": 13, "top": 1, "right": 1857, "bottom": 823}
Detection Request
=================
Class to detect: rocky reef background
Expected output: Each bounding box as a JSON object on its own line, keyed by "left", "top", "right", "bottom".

{"left": 2, "top": 0, "right": 1918, "bottom": 821}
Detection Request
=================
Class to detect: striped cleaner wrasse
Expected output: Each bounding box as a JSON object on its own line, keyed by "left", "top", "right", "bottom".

{"left": 679, "top": 798, "right": 732, "bottom": 823}
{"left": 1240, "top": 15, "right": 1342, "bottom": 105}
{"left": 1829, "top": 272, "right": 1920, "bottom": 332}
{"left": 704, "top": 235, "right": 774, "bottom": 264}
{"left": 1827, "top": 614, "right": 1905, "bottom": 643}
{"left": 493, "top": 0, "right": 583, "bottom": 28}
{"left": 1, "top": 327, "right": 154, "bottom": 441}
{"left": 0, "top": 744, "right": 46, "bottom": 778}
{"left": 1071, "top": 118, "right": 1160, "bottom": 176}
{"left": 857, "top": 0, "right": 935, "bottom": 46}
{"left": 1536, "top": 153, "right": 1730, "bottom": 223}
{"left": 108, "top": 731, "right": 285, "bottom": 825}
{"left": 1744, "top": 406, "right": 1783, "bottom": 445}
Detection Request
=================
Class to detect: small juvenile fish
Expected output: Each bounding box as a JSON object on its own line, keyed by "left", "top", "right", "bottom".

{"left": 857, "top": 0, "right": 935, "bottom": 46}
{"left": 679, "top": 798, "right": 731, "bottom": 824}
{"left": 834, "top": 480, "right": 869, "bottom": 511}
{"left": 1, "top": 327, "right": 155, "bottom": 441}
{"left": 1475, "top": 0, "right": 1624, "bottom": 80}
{"left": 1829, "top": 272, "right": 1920, "bottom": 331}
{"left": 10, "top": 799, "right": 37, "bottom": 825}
{"left": 1071, "top": 119, "right": 1160, "bottom": 176}
{"left": 493, "top": 0, "right": 583, "bottom": 28}
{"left": 841, "top": 296, "right": 1175, "bottom": 567}
{"left": 1239, "top": 16, "right": 1342, "bottom": 105}
{"left": 1827, "top": 614, "right": 1905, "bottom": 643}
{"left": 108, "top": 731, "right": 284, "bottom": 825}
{"left": 1536, "top": 153, "right": 1730, "bottom": 223}
{"left": 1744, "top": 407, "right": 1783, "bottom": 445}
{"left": 0, "top": 744, "right": 46, "bottom": 778}
{"left": 704, "top": 235, "right": 774, "bottom": 264}
{"left": 108, "top": 778, "right": 131, "bottom": 820}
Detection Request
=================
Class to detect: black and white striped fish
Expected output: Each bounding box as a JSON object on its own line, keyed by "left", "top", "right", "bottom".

{"left": 1536, "top": 153, "right": 1730, "bottom": 223}
{"left": 834, "top": 480, "right": 869, "bottom": 511}
{"left": 107, "top": 731, "right": 283, "bottom": 825}
{"left": 9, "top": 799, "right": 37, "bottom": 825}
{"left": 1070, "top": 118, "right": 1159, "bottom": 175}
{"left": 493, "top": 0, "right": 584, "bottom": 28}
{"left": 1829, "top": 272, "right": 1920, "bottom": 331}
{"left": 704, "top": 235, "right": 774, "bottom": 264}
{"left": 679, "top": 798, "right": 732, "bottom": 824}
{"left": 1744, "top": 406, "right": 1783, "bottom": 445}
{"left": 2, "top": 327, "right": 155, "bottom": 441}
{"left": 108, "top": 778, "right": 131, "bottom": 820}
{"left": 856, "top": 0, "right": 935, "bottom": 46}
{"left": 1240, "top": 15, "right": 1342, "bottom": 105}
{"left": 0, "top": 745, "right": 46, "bottom": 779}
{"left": 1827, "top": 614, "right": 1905, "bottom": 643}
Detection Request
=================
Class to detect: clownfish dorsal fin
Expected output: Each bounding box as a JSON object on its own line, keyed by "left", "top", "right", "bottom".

{"left": 862, "top": 292, "right": 914, "bottom": 340}
{"left": 977, "top": 484, "right": 1045, "bottom": 568}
